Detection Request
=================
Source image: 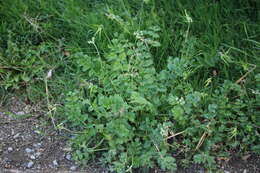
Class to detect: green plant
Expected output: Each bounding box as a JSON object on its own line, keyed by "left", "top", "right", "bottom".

{"left": 63, "top": 27, "right": 177, "bottom": 172}
{"left": 1, "top": 0, "right": 259, "bottom": 172}
{"left": 61, "top": 23, "right": 259, "bottom": 172}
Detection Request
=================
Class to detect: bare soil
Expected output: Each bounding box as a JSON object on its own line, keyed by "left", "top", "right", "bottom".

{"left": 0, "top": 97, "right": 259, "bottom": 173}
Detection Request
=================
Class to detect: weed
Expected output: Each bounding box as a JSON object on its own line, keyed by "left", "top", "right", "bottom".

{"left": 0, "top": 0, "right": 259, "bottom": 172}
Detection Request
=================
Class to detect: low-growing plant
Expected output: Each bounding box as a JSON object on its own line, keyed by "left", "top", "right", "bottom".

{"left": 61, "top": 26, "right": 259, "bottom": 172}
{"left": 1, "top": 0, "right": 259, "bottom": 172}
{"left": 0, "top": 30, "right": 73, "bottom": 101}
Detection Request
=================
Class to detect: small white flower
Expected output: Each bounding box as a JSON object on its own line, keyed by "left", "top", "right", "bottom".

{"left": 46, "top": 69, "right": 52, "bottom": 79}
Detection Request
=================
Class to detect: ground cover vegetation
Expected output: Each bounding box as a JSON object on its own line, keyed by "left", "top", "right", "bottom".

{"left": 0, "top": 0, "right": 259, "bottom": 172}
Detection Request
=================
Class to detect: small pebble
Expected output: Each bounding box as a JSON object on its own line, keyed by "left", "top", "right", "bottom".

{"left": 25, "top": 148, "right": 33, "bottom": 153}
{"left": 33, "top": 143, "right": 42, "bottom": 148}
{"left": 11, "top": 129, "right": 15, "bottom": 135}
{"left": 13, "top": 133, "right": 20, "bottom": 139}
{"left": 35, "top": 152, "right": 41, "bottom": 157}
{"left": 27, "top": 161, "right": 34, "bottom": 168}
{"left": 65, "top": 153, "right": 72, "bottom": 160}
{"left": 30, "top": 155, "right": 36, "bottom": 160}
{"left": 70, "top": 166, "right": 77, "bottom": 171}
{"left": 53, "top": 160, "right": 58, "bottom": 167}
{"left": 7, "top": 147, "right": 13, "bottom": 152}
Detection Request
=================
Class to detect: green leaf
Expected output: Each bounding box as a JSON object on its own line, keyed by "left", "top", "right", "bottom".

{"left": 131, "top": 92, "right": 151, "bottom": 106}
{"left": 172, "top": 106, "right": 184, "bottom": 118}
{"left": 158, "top": 156, "right": 176, "bottom": 171}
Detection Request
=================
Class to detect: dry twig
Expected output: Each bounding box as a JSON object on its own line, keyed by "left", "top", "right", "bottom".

{"left": 195, "top": 123, "right": 211, "bottom": 151}
{"left": 166, "top": 130, "right": 185, "bottom": 139}
{"left": 235, "top": 64, "right": 256, "bottom": 84}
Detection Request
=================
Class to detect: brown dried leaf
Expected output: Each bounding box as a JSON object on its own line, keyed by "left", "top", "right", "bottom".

{"left": 217, "top": 157, "right": 230, "bottom": 162}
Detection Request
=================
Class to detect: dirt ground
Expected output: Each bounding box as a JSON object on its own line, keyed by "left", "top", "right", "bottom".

{"left": 0, "top": 97, "right": 259, "bottom": 173}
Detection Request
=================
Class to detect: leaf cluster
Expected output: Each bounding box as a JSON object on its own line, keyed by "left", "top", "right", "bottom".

{"left": 63, "top": 27, "right": 259, "bottom": 172}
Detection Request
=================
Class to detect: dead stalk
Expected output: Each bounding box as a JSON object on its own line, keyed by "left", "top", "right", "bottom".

{"left": 166, "top": 130, "right": 185, "bottom": 139}
{"left": 235, "top": 64, "right": 256, "bottom": 84}
{"left": 195, "top": 123, "right": 211, "bottom": 151}
{"left": 152, "top": 141, "right": 164, "bottom": 159}
{"left": 195, "top": 132, "right": 207, "bottom": 151}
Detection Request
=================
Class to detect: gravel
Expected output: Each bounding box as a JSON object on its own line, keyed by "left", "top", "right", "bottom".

{"left": 26, "top": 161, "right": 34, "bottom": 168}
{"left": 13, "top": 133, "right": 20, "bottom": 139}
{"left": 25, "top": 148, "right": 33, "bottom": 153}
{"left": 53, "top": 160, "right": 58, "bottom": 167}
{"left": 1, "top": 98, "right": 259, "bottom": 172}
{"left": 7, "top": 147, "right": 13, "bottom": 152}
{"left": 33, "top": 143, "right": 42, "bottom": 148}
{"left": 35, "top": 152, "right": 41, "bottom": 157}
{"left": 65, "top": 153, "right": 72, "bottom": 161}
{"left": 30, "top": 155, "right": 36, "bottom": 160}
{"left": 70, "top": 166, "right": 77, "bottom": 171}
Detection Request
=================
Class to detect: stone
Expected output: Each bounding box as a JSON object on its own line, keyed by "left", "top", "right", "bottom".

{"left": 7, "top": 147, "right": 13, "bottom": 152}
{"left": 53, "top": 159, "right": 58, "bottom": 167}
{"left": 30, "top": 155, "right": 36, "bottom": 160}
{"left": 70, "top": 166, "right": 77, "bottom": 171}
{"left": 35, "top": 152, "right": 41, "bottom": 157}
{"left": 65, "top": 153, "right": 72, "bottom": 161}
{"left": 27, "top": 161, "right": 34, "bottom": 168}
{"left": 13, "top": 133, "right": 20, "bottom": 139}
{"left": 25, "top": 148, "right": 33, "bottom": 153}
{"left": 33, "top": 143, "right": 42, "bottom": 148}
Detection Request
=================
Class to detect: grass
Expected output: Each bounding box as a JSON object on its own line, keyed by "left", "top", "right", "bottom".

{"left": 0, "top": 0, "right": 259, "bottom": 172}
